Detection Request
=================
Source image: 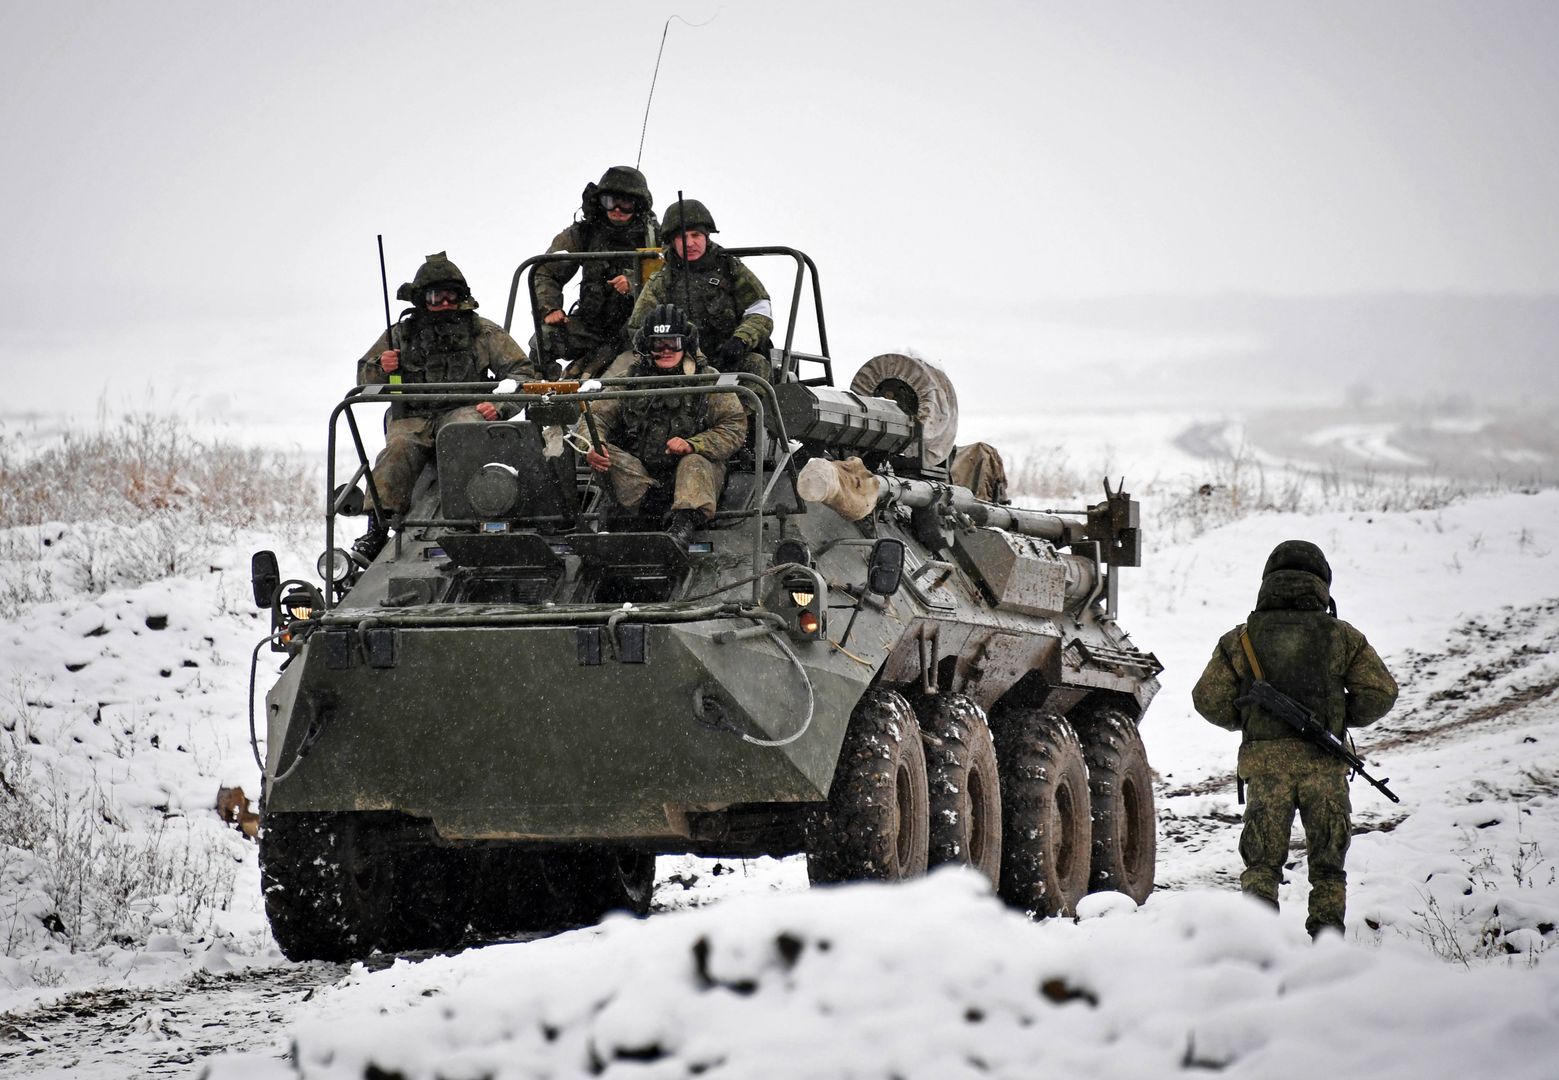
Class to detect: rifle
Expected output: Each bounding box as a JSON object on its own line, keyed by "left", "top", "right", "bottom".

{"left": 1236, "top": 631, "right": 1399, "bottom": 803}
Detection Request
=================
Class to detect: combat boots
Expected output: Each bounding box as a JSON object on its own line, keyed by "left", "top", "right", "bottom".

{"left": 351, "top": 516, "right": 391, "bottom": 563}
{"left": 665, "top": 509, "right": 702, "bottom": 546}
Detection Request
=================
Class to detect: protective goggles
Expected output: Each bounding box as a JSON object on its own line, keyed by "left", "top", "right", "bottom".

{"left": 647, "top": 336, "right": 684, "bottom": 355}
{"left": 424, "top": 286, "right": 465, "bottom": 307}
{"left": 599, "top": 193, "right": 638, "bottom": 212}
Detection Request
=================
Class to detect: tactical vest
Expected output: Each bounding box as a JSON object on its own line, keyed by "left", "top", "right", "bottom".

{"left": 1243, "top": 606, "right": 1349, "bottom": 739}
{"left": 571, "top": 221, "right": 642, "bottom": 333}
{"left": 618, "top": 366, "right": 712, "bottom": 472}
{"left": 392, "top": 311, "right": 484, "bottom": 415}
{"left": 664, "top": 250, "right": 742, "bottom": 346}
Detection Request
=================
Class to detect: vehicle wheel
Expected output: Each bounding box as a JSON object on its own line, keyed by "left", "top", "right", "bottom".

{"left": 542, "top": 848, "right": 657, "bottom": 926}
{"left": 1073, "top": 706, "right": 1156, "bottom": 903}
{"left": 260, "top": 812, "right": 390, "bottom": 962}
{"left": 990, "top": 710, "right": 1091, "bottom": 918}
{"left": 805, "top": 688, "right": 930, "bottom": 884}
{"left": 915, "top": 692, "right": 1002, "bottom": 887}
{"left": 467, "top": 846, "right": 563, "bottom": 937}
{"left": 381, "top": 846, "right": 473, "bottom": 953}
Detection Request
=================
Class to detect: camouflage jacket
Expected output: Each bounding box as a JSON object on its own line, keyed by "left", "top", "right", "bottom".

{"left": 579, "top": 354, "right": 747, "bottom": 470}
{"left": 532, "top": 217, "right": 659, "bottom": 335}
{"left": 627, "top": 243, "right": 773, "bottom": 351}
{"left": 1191, "top": 570, "right": 1398, "bottom": 742}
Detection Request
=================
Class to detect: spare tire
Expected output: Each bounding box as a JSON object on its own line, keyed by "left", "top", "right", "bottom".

{"left": 849, "top": 353, "right": 959, "bottom": 464}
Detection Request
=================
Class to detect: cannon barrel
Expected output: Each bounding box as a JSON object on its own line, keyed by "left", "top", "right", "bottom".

{"left": 876, "top": 476, "right": 1082, "bottom": 545}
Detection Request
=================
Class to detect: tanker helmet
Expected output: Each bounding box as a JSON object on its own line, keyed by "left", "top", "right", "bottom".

{"left": 634, "top": 303, "right": 699, "bottom": 359}
{"left": 660, "top": 198, "right": 717, "bottom": 238}
{"left": 1262, "top": 539, "right": 1332, "bottom": 585}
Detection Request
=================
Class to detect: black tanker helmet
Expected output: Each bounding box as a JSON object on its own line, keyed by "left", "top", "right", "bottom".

{"left": 633, "top": 303, "right": 699, "bottom": 363}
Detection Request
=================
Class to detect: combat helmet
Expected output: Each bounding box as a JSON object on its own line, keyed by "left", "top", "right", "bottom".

{"left": 660, "top": 198, "right": 718, "bottom": 238}
{"left": 633, "top": 303, "right": 699, "bottom": 361}
{"left": 583, "top": 165, "right": 653, "bottom": 221}
{"left": 396, "top": 251, "right": 476, "bottom": 309}
{"left": 1262, "top": 540, "right": 1332, "bottom": 584}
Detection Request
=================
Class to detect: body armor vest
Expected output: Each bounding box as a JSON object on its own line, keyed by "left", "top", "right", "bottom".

{"left": 1244, "top": 610, "right": 1348, "bottom": 738}
{"left": 571, "top": 221, "right": 643, "bottom": 333}
{"left": 618, "top": 368, "right": 712, "bottom": 472}
{"left": 664, "top": 252, "right": 740, "bottom": 345}
{"left": 393, "top": 311, "right": 483, "bottom": 415}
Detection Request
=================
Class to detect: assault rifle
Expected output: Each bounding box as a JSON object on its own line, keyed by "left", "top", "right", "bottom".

{"left": 1237, "top": 631, "right": 1400, "bottom": 803}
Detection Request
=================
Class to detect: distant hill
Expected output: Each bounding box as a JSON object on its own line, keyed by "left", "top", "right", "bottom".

{"left": 952, "top": 293, "right": 1559, "bottom": 414}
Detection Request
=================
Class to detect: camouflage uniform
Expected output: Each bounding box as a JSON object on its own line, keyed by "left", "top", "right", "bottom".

{"left": 576, "top": 352, "right": 747, "bottom": 519}
{"left": 533, "top": 167, "right": 660, "bottom": 378}
{"left": 1191, "top": 540, "right": 1398, "bottom": 937}
{"left": 627, "top": 199, "right": 773, "bottom": 381}
{"left": 356, "top": 252, "right": 540, "bottom": 517}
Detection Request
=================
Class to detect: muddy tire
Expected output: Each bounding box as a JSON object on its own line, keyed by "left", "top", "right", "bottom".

{"left": 991, "top": 710, "right": 1091, "bottom": 917}
{"left": 260, "top": 813, "right": 390, "bottom": 962}
{"left": 543, "top": 848, "right": 657, "bottom": 926}
{"left": 1074, "top": 706, "right": 1156, "bottom": 902}
{"left": 916, "top": 692, "right": 1002, "bottom": 887}
{"left": 806, "top": 688, "right": 930, "bottom": 884}
{"left": 467, "top": 847, "right": 562, "bottom": 936}
{"left": 381, "top": 847, "right": 473, "bottom": 952}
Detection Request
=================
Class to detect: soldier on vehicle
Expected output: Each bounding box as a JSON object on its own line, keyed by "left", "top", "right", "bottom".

{"left": 1191, "top": 540, "right": 1399, "bottom": 939}
{"left": 353, "top": 251, "right": 540, "bottom": 560}
{"left": 575, "top": 303, "right": 747, "bottom": 545}
{"left": 533, "top": 166, "right": 659, "bottom": 379}
{"left": 627, "top": 198, "right": 774, "bottom": 381}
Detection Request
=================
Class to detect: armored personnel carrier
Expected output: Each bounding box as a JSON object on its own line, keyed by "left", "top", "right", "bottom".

{"left": 250, "top": 247, "right": 1162, "bottom": 961}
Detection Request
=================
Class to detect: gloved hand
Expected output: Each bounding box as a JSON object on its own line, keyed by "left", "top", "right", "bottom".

{"left": 714, "top": 337, "right": 748, "bottom": 369}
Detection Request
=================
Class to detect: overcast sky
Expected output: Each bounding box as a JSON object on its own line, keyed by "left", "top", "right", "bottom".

{"left": 2, "top": 0, "right": 1556, "bottom": 415}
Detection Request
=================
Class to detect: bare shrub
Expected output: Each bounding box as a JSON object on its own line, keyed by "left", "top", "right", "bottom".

{"left": 1155, "top": 443, "right": 1487, "bottom": 541}
{"left": 0, "top": 413, "right": 315, "bottom": 532}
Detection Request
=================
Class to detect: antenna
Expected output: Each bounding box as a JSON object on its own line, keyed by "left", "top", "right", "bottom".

{"left": 636, "top": 13, "right": 716, "bottom": 170}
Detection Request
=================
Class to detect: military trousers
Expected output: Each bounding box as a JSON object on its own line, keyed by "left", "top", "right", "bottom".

{"left": 370, "top": 406, "right": 485, "bottom": 516}
{"left": 602, "top": 444, "right": 725, "bottom": 519}
{"left": 1237, "top": 739, "right": 1353, "bottom": 936}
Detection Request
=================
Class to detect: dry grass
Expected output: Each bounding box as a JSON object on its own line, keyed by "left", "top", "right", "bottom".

{"left": 0, "top": 414, "right": 317, "bottom": 614}
{"left": 0, "top": 413, "right": 314, "bottom": 531}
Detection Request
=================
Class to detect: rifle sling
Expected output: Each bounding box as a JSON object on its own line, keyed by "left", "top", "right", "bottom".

{"left": 1238, "top": 629, "right": 1265, "bottom": 681}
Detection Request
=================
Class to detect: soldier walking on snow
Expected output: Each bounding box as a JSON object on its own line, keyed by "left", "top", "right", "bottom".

{"left": 1191, "top": 540, "right": 1399, "bottom": 938}
{"left": 353, "top": 251, "right": 540, "bottom": 560}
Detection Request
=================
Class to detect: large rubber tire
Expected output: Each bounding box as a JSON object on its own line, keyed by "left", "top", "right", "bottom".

{"left": 466, "top": 846, "right": 564, "bottom": 937}
{"left": 381, "top": 846, "right": 473, "bottom": 953}
{"left": 1074, "top": 706, "right": 1157, "bottom": 903}
{"left": 991, "top": 710, "right": 1092, "bottom": 918}
{"left": 543, "top": 848, "right": 657, "bottom": 927}
{"left": 260, "top": 813, "right": 391, "bottom": 962}
{"left": 916, "top": 692, "right": 1002, "bottom": 888}
{"left": 806, "top": 688, "right": 930, "bottom": 884}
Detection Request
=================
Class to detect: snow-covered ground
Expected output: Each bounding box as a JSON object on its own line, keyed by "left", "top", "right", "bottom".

{"left": 1, "top": 411, "right": 1557, "bottom": 1078}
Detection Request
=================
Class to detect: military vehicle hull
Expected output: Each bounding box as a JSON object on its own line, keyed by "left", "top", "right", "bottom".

{"left": 252, "top": 252, "right": 1161, "bottom": 961}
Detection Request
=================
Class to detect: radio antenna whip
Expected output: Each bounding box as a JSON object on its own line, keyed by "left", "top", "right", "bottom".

{"left": 637, "top": 13, "right": 716, "bottom": 170}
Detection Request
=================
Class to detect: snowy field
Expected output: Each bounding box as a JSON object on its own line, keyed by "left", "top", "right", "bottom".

{"left": 0, "top": 407, "right": 1557, "bottom": 1078}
